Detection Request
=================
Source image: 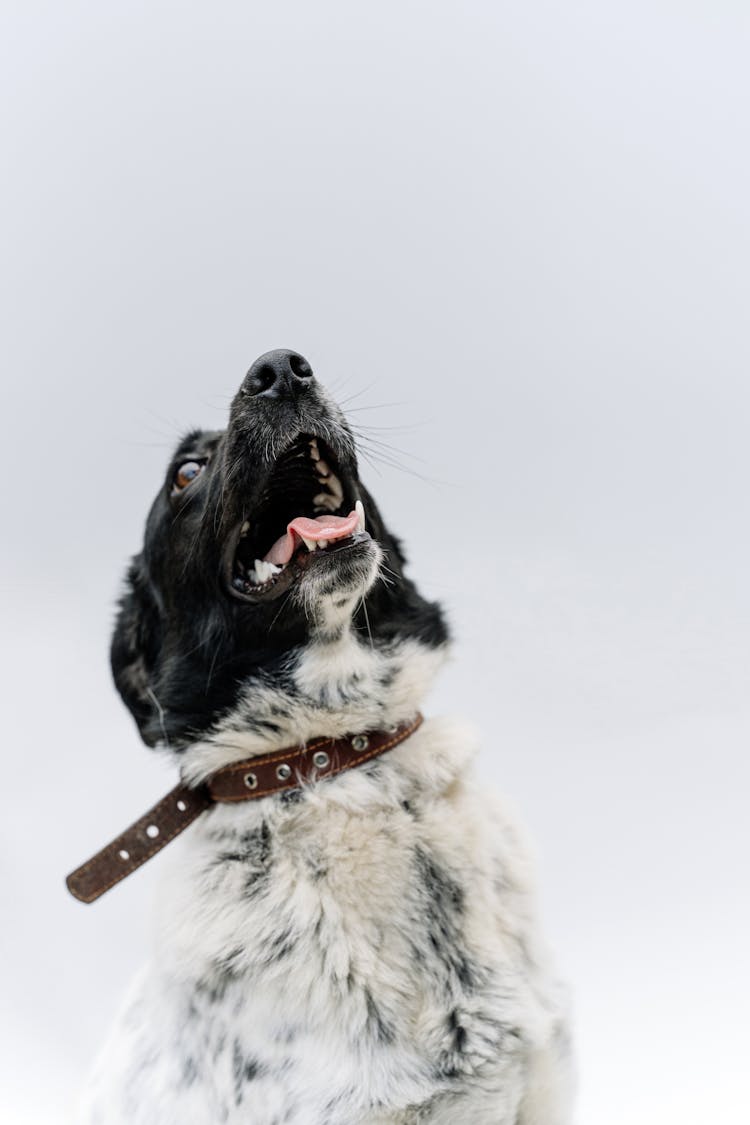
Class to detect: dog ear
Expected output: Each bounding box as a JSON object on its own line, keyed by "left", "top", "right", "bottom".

{"left": 110, "top": 557, "right": 164, "bottom": 746}
{"left": 356, "top": 484, "right": 449, "bottom": 648}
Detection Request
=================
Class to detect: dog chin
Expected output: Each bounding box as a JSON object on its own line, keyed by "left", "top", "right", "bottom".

{"left": 296, "top": 535, "right": 382, "bottom": 598}
{"left": 285, "top": 533, "right": 382, "bottom": 639}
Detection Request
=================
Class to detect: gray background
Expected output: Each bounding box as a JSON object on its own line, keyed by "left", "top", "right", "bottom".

{"left": 2, "top": 2, "right": 748, "bottom": 1122}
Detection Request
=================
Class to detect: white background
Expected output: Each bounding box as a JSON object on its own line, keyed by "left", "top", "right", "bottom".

{"left": 2, "top": 3, "right": 748, "bottom": 1122}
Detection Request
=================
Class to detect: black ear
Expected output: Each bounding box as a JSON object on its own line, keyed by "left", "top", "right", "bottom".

{"left": 356, "top": 483, "right": 450, "bottom": 649}
{"left": 110, "top": 557, "right": 163, "bottom": 746}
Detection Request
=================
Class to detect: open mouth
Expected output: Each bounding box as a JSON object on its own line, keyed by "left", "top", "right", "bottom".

{"left": 224, "top": 435, "right": 369, "bottom": 601}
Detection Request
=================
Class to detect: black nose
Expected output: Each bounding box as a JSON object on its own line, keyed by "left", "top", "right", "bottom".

{"left": 242, "top": 349, "right": 315, "bottom": 399}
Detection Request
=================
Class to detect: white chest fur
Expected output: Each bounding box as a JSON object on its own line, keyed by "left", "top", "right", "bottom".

{"left": 78, "top": 719, "right": 570, "bottom": 1124}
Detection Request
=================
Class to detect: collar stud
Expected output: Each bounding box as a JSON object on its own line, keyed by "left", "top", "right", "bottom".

{"left": 66, "top": 714, "right": 423, "bottom": 904}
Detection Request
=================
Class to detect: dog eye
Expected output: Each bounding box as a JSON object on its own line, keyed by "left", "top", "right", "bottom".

{"left": 172, "top": 460, "right": 205, "bottom": 494}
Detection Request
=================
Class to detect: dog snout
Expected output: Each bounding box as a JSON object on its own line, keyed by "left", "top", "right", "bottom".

{"left": 241, "top": 349, "right": 315, "bottom": 400}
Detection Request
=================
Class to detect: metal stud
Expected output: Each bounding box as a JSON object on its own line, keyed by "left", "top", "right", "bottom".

{"left": 351, "top": 734, "right": 369, "bottom": 752}
{"left": 312, "top": 750, "right": 330, "bottom": 769}
{"left": 276, "top": 763, "right": 292, "bottom": 781}
{"left": 243, "top": 772, "right": 258, "bottom": 790}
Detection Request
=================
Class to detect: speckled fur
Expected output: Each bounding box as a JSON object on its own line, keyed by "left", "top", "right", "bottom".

{"left": 78, "top": 630, "right": 571, "bottom": 1123}
{"left": 78, "top": 355, "right": 572, "bottom": 1122}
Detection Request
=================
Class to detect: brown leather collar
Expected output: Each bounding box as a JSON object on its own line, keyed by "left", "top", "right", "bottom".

{"left": 66, "top": 714, "right": 424, "bottom": 904}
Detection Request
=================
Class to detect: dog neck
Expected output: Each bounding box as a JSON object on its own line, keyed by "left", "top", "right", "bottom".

{"left": 180, "top": 627, "right": 449, "bottom": 786}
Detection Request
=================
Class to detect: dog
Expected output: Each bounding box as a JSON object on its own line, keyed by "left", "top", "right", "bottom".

{"left": 74, "top": 349, "right": 572, "bottom": 1124}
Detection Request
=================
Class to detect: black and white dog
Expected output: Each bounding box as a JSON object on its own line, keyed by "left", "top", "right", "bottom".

{"left": 77, "top": 350, "right": 572, "bottom": 1124}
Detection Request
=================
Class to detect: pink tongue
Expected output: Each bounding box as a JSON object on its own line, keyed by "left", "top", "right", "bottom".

{"left": 264, "top": 510, "right": 360, "bottom": 566}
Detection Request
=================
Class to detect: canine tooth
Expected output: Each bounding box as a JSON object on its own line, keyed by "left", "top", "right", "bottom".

{"left": 309, "top": 440, "right": 320, "bottom": 461}
{"left": 301, "top": 536, "right": 317, "bottom": 551}
{"left": 240, "top": 521, "right": 250, "bottom": 537}
{"left": 315, "top": 459, "right": 330, "bottom": 478}
{"left": 355, "top": 499, "right": 366, "bottom": 532}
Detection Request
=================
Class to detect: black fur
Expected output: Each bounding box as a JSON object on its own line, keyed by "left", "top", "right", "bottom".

{"left": 111, "top": 352, "right": 447, "bottom": 748}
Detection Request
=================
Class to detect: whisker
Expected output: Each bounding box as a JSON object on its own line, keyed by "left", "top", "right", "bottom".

{"left": 378, "top": 562, "right": 402, "bottom": 584}
{"left": 205, "top": 642, "right": 222, "bottom": 694}
{"left": 123, "top": 440, "right": 175, "bottom": 449}
{"left": 268, "top": 588, "right": 296, "bottom": 634}
{"left": 350, "top": 429, "right": 429, "bottom": 465}
{"left": 342, "top": 401, "right": 412, "bottom": 413}
{"left": 140, "top": 409, "right": 185, "bottom": 439}
{"left": 360, "top": 590, "right": 374, "bottom": 651}
{"left": 170, "top": 484, "right": 204, "bottom": 529}
{"left": 358, "top": 449, "right": 386, "bottom": 478}
{"left": 333, "top": 381, "right": 380, "bottom": 407}
{"left": 349, "top": 421, "right": 425, "bottom": 433}
{"left": 356, "top": 445, "right": 444, "bottom": 487}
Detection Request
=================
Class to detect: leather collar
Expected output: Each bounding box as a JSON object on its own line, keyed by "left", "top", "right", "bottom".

{"left": 66, "top": 713, "right": 423, "bottom": 904}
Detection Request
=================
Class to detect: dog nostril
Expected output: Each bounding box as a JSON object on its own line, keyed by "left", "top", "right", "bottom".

{"left": 289, "top": 354, "right": 313, "bottom": 380}
{"left": 253, "top": 364, "right": 277, "bottom": 394}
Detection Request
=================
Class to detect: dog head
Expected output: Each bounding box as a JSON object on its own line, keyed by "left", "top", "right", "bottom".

{"left": 111, "top": 350, "right": 448, "bottom": 774}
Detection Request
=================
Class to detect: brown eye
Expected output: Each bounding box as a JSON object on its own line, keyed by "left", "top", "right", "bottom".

{"left": 172, "top": 460, "right": 205, "bottom": 493}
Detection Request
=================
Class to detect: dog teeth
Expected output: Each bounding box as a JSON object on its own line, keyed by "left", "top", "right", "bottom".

{"left": 251, "top": 560, "right": 281, "bottom": 585}
{"left": 309, "top": 439, "right": 320, "bottom": 461}
{"left": 355, "top": 499, "right": 366, "bottom": 533}
{"left": 240, "top": 521, "right": 250, "bottom": 538}
{"left": 315, "top": 459, "right": 331, "bottom": 479}
{"left": 313, "top": 476, "right": 344, "bottom": 509}
{"left": 299, "top": 537, "right": 332, "bottom": 554}
{"left": 313, "top": 492, "right": 339, "bottom": 512}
